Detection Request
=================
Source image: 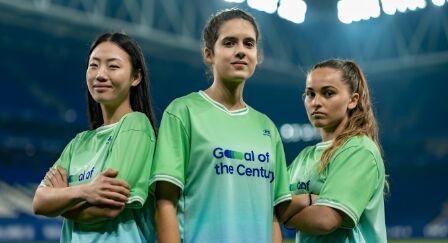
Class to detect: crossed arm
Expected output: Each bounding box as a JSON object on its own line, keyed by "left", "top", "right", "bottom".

{"left": 33, "top": 166, "right": 130, "bottom": 224}
{"left": 275, "top": 194, "right": 344, "bottom": 235}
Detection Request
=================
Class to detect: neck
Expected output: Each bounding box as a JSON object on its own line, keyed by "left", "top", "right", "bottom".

{"left": 320, "top": 116, "right": 349, "bottom": 142}
{"left": 101, "top": 100, "right": 133, "bottom": 125}
{"left": 205, "top": 79, "right": 245, "bottom": 111}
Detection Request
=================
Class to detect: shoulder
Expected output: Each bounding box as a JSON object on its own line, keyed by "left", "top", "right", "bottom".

{"left": 288, "top": 145, "right": 315, "bottom": 170}
{"left": 332, "top": 136, "right": 383, "bottom": 167}
{"left": 72, "top": 129, "right": 94, "bottom": 143}
{"left": 340, "top": 136, "right": 380, "bottom": 156}
{"left": 118, "top": 112, "right": 155, "bottom": 139}
{"left": 165, "top": 92, "right": 202, "bottom": 114}
{"left": 293, "top": 145, "right": 315, "bottom": 162}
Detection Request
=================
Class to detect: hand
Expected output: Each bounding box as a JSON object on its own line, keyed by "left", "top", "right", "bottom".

{"left": 82, "top": 168, "right": 130, "bottom": 207}
{"left": 44, "top": 166, "right": 68, "bottom": 188}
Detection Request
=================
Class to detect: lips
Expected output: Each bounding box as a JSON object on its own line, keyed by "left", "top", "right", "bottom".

{"left": 311, "top": 111, "right": 325, "bottom": 116}
{"left": 93, "top": 84, "right": 112, "bottom": 88}
{"left": 231, "top": 61, "right": 247, "bottom": 65}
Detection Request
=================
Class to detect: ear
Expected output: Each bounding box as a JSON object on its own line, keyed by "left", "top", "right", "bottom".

{"left": 348, "top": 92, "right": 359, "bottom": 110}
{"left": 203, "top": 47, "right": 214, "bottom": 65}
{"left": 131, "top": 71, "right": 142, "bottom": 87}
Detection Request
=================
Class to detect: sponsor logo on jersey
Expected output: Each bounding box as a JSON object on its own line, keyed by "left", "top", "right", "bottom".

{"left": 212, "top": 147, "right": 270, "bottom": 162}
{"left": 212, "top": 147, "right": 275, "bottom": 182}
{"left": 68, "top": 166, "right": 95, "bottom": 184}
{"left": 290, "top": 179, "right": 311, "bottom": 192}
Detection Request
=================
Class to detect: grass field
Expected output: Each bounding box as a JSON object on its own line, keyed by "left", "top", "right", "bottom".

{"left": 284, "top": 239, "right": 448, "bottom": 243}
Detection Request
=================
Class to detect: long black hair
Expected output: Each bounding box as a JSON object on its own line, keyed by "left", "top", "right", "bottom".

{"left": 86, "top": 32, "right": 157, "bottom": 134}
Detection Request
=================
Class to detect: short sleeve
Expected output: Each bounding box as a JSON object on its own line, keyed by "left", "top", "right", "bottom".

{"left": 107, "top": 114, "right": 156, "bottom": 209}
{"left": 150, "top": 111, "right": 190, "bottom": 191}
{"left": 315, "top": 145, "right": 380, "bottom": 228}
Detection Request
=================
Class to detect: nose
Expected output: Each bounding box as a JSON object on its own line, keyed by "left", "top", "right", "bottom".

{"left": 311, "top": 94, "right": 322, "bottom": 107}
{"left": 235, "top": 43, "right": 246, "bottom": 59}
{"left": 235, "top": 52, "right": 245, "bottom": 59}
{"left": 95, "top": 67, "right": 107, "bottom": 81}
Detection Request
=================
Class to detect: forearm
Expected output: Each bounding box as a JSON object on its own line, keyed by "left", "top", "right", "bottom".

{"left": 33, "top": 186, "right": 86, "bottom": 217}
{"left": 272, "top": 213, "right": 282, "bottom": 243}
{"left": 156, "top": 199, "right": 180, "bottom": 243}
{"left": 285, "top": 205, "right": 343, "bottom": 235}
{"left": 62, "top": 202, "right": 124, "bottom": 224}
{"left": 276, "top": 194, "right": 310, "bottom": 223}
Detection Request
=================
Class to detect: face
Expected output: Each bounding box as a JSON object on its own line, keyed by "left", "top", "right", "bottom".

{"left": 204, "top": 18, "right": 258, "bottom": 83}
{"left": 86, "top": 41, "right": 141, "bottom": 107}
{"left": 304, "top": 67, "right": 359, "bottom": 132}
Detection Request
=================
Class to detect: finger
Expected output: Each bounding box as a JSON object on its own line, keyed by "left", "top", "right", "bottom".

{"left": 48, "top": 171, "right": 62, "bottom": 187}
{"left": 104, "top": 184, "right": 130, "bottom": 197}
{"left": 51, "top": 168, "right": 64, "bottom": 184}
{"left": 102, "top": 191, "right": 129, "bottom": 203}
{"left": 101, "top": 168, "right": 118, "bottom": 178}
{"left": 98, "top": 198, "right": 126, "bottom": 207}
{"left": 44, "top": 173, "right": 54, "bottom": 187}
{"left": 107, "top": 178, "right": 130, "bottom": 189}
{"left": 57, "top": 166, "right": 68, "bottom": 183}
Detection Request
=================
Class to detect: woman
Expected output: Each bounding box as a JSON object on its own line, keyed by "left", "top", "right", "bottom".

{"left": 284, "top": 59, "right": 387, "bottom": 242}
{"left": 150, "top": 8, "right": 291, "bottom": 243}
{"left": 32, "top": 32, "right": 157, "bottom": 242}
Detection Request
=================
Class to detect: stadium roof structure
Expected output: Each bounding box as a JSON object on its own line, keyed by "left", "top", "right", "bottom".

{"left": 0, "top": 0, "right": 447, "bottom": 79}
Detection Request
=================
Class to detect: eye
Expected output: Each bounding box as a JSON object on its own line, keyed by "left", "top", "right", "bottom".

{"left": 223, "top": 41, "right": 234, "bottom": 47}
{"left": 323, "top": 90, "right": 335, "bottom": 97}
{"left": 244, "top": 40, "right": 255, "bottom": 48}
{"left": 305, "top": 90, "right": 315, "bottom": 99}
{"left": 88, "top": 63, "right": 98, "bottom": 68}
{"left": 109, "top": 64, "right": 120, "bottom": 69}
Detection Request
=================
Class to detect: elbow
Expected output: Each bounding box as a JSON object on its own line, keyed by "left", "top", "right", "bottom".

{"left": 32, "top": 194, "right": 44, "bottom": 215}
{"left": 32, "top": 190, "right": 58, "bottom": 217}
{"left": 32, "top": 198, "right": 55, "bottom": 217}
{"left": 313, "top": 221, "right": 339, "bottom": 235}
{"left": 311, "top": 213, "right": 342, "bottom": 235}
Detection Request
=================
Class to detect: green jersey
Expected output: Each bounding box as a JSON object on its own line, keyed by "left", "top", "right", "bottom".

{"left": 288, "top": 136, "right": 387, "bottom": 243}
{"left": 150, "top": 91, "right": 291, "bottom": 243}
{"left": 42, "top": 112, "right": 156, "bottom": 243}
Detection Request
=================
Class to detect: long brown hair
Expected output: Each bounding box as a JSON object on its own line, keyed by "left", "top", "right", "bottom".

{"left": 86, "top": 32, "right": 157, "bottom": 134}
{"left": 310, "top": 59, "right": 380, "bottom": 172}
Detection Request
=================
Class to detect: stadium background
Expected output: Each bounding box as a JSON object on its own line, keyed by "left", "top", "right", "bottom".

{"left": 0, "top": 0, "right": 447, "bottom": 242}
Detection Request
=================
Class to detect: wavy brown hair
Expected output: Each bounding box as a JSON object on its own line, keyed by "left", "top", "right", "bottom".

{"left": 309, "top": 59, "right": 380, "bottom": 173}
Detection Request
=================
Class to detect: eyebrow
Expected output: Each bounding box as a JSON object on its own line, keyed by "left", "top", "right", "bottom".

{"left": 221, "top": 36, "right": 256, "bottom": 42}
{"left": 306, "top": 85, "right": 336, "bottom": 90}
{"left": 90, "top": 57, "right": 123, "bottom": 62}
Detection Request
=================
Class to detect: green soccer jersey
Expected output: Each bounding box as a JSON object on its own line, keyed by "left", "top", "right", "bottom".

{"left": 288, "top": 136, "right": 387, "bottom": 243}
{"left": 42, "top": 112, "right": 156, "bottom": 243}
{"left": 150, "top": 91, "right": 291, "bottom": 243}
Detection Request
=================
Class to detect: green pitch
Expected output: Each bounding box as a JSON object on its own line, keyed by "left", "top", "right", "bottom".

{"left": 283, "top": 239, "right": 448, "bottom": 243}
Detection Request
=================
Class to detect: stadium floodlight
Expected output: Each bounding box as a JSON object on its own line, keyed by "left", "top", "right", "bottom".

{"left": 382, "top": 0, "right": 398, "bottom": 15}
{"left": 277, "top": 0, "right": 307, "bottom": 23}
{"left": 432, "top": 0, "right": 446, "bottom": 6}
{"left": 381, "top": 0, "right": 427, "bottom": 14}
{"left": 224, "top": 0, "right": 246, "bottom": 3}
{"left": 338, "top": 0, "right": 381, "bottom": 24}
{"left": 247, "top": 0, "right": 279, "bottom": 14}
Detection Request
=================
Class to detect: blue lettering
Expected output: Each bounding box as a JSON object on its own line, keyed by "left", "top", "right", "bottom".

{"left": 214, "top": 162, "right": 234, "bottom": 175}
{"left": 235, "top": 164, "right": 274, "bottom": 183}
{"left": 213, "top": 147, "right": 224, "bottom": 159}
